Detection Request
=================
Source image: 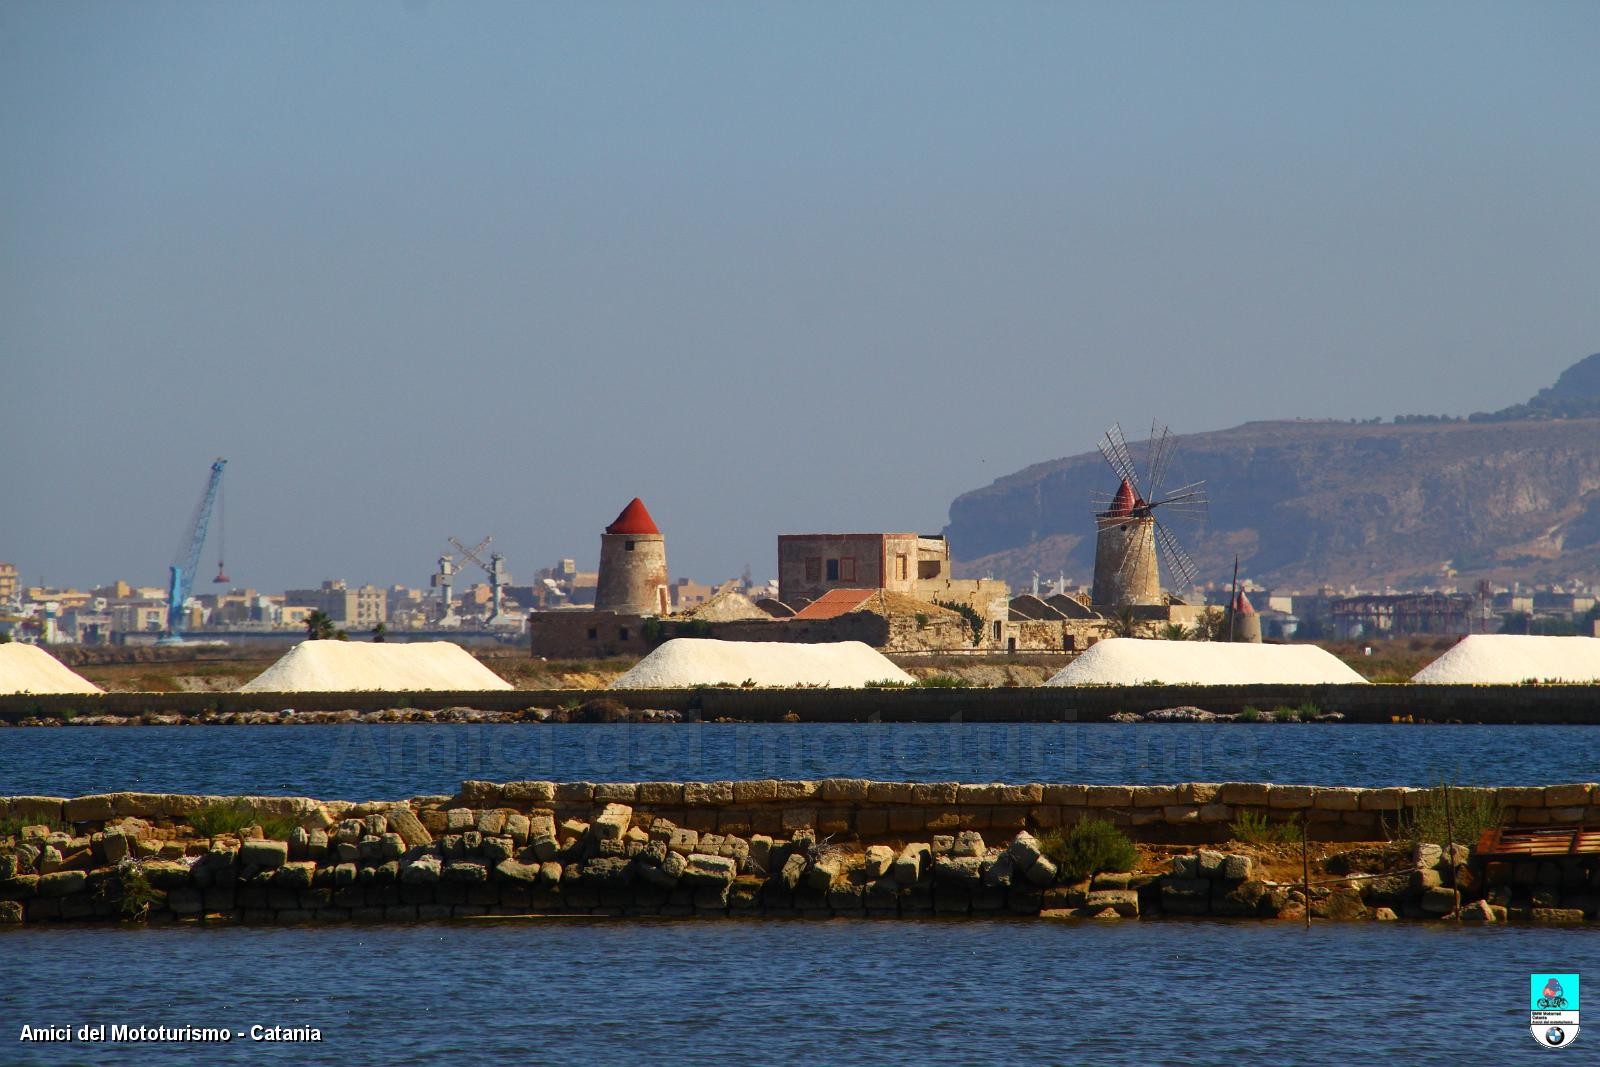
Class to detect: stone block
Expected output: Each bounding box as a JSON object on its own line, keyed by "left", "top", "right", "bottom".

{"left": 1131, "top": 786, "right": 1178, "bottom": 808}
{"left": 385, "top": 807, "right": 433, "bottom": 850}
{"left": 1041, "top": 785, "right": 1087, "bottom": 805}
{"left": 681, "top": 853, "right": 736, "bottom": 888}
{"left": 1029, "top": 806, "right": 1063, "bottom": 829}
{"left": 1198, "top": 803, "right": 1234, "bottom": 824}
{"left": 38, "top": 871, "right": 87, "bottom": 896}
{"left": 774, "top": 781, "right": 818, "bottom": 800}
{"left": 951, "top": 831, "right": 985, "bottom": 858}
{"left": 911, "top": 783, "right": 959, "bottom": 804}
{"left": 554, "top": 782, "right": 595, "bottom": 804}
{"left": 1160, "top": 877, "right": 1211, "bottom": 915}
{"left": 866, "top": 782, "right": 915, "bottom": 803}
{"left": 732, "top": 780, "right": 779, "bottom": 803}
{"left": 1544, "top": 784, "right": 1594, "bottom": 807}
{"left": 684, "top": 781, "right": 734, "bottom": 806}
{"left": 592, "top": 803, "right": 634, "bottom": 842}
{"left": 894, "top": 843, "right": 929, "bottom": 885}
{"left": 637, "top": 782, "right": 684, "bottom": 805}
{"left": 1084, "top": 786, "right": 1132, "bottom": 808}
{"left": 818, "top": 778, "right": 870, "bottom": 801}
{"left": 239, "top": 840, "right": 288, "bottom": 869}
{"left": 1084, "top": 889, "right": 1139, "bottom": 918}
{"left": 856, "top": 809, "right": 890, "bottom": 837}
{"left": 781, "top": 807, "right": 816, "bottom": 832}
{"left": 1179, "top": 783, "right": 1221, "bottom": 804}
{"left": 1313, "top": 788, "right": 1361, "bottom": 811}
{"left": 475, "top": 809, "right": 505, "bottom": 836}
{"left": 1221, "top": 854, "right": 1253, "bottom": 881}
{"left": 1267, "top": 786, "right": 1314, "bottom": 809}
{"left": 64, "top": 795, "right": 115, "bottom": 823}
{"left": 592, "top": 783, "right": 637, "bottom": 803}
{"left": 1218, "top": 783, "right": 1270, "bottom": 806}
{"left": 1162, "top": 806, "right": 1200, "bottom": 824}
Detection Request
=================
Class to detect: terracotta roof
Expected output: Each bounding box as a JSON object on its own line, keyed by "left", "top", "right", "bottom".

{"left": 792, "top": 588, "right": 877, "bottom": 620}
{"left": 1106, "top": 479, "right": 1139, "bottom": 517}
{"left": 606, "top": 498, "right": 660, "bottom": 536}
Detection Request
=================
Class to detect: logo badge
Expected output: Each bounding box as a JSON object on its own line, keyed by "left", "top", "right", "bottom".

{"left": 1532, "top": 973, "right": 1580, "bottom": 1049}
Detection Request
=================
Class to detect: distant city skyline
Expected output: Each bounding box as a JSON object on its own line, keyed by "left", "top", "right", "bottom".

{"left": 6, "top": 3, "right": 1598, "bottom": 592}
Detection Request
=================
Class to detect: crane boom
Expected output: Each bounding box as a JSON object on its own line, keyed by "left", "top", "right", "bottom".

{"left": 163, "top": 458, "right": 227, "bottom": 643}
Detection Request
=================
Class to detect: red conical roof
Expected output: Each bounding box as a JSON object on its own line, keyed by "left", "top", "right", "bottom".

{"left": 1107, "top": 479, "right": 1138, "bottom": 517}
{"left": 1232, "top": 591, "right": 1256, "bottom": 615}
{"left": 606, "top": 497, "right": 660, "bottom": 535}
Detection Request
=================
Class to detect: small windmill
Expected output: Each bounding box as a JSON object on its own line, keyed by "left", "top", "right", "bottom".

{"left": 1089, "top": 422, "right": 1208, "bottom": 607}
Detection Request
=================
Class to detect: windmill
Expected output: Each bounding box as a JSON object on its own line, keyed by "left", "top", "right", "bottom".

{"left": 1089, "top": 422, "right": 1208, "bottom": 608}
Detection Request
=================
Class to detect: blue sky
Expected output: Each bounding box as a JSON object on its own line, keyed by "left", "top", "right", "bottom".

{"left": 5, "top": 1, "right": 1598, "bottom": 591}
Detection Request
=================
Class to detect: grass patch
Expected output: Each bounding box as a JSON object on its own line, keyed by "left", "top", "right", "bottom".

{"left": 1238, "top": 705, "right": 1262, "bottom": 722}
{"left": 0, "top": 815, "right": 69, "bottom": 839}
{"left": 1038, "top": 818, "right": 1138, "bottom": 882}
{"left": 1229, "top": 809, "right": 1301, "bottom": 845}
{"left": 915, "top": 674, "right": 969, "bottom": 688}
{"left": 1388, "top": 782, "right": 1503, "bottom": 847}
{"left": 1269, "top": 703, "right": 1320, "bottom": 723}
{"left": 186, "top": 801, "right": 299, "bottom": 840}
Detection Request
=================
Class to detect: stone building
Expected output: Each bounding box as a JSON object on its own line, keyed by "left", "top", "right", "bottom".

{"left": 284, "top": 580, "right": 388, "bottom": 629}
{"left": 594, "top": 498, "right": 669, "bottom": 616}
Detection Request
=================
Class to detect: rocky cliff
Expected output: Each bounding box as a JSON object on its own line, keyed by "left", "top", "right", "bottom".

{"left": 947, "top": 361, "right": 1600, "bottom": 590}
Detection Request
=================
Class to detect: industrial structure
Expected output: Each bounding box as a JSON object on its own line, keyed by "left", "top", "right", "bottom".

{"left": 160, "top": 458, "right": 227, "bottom": 645}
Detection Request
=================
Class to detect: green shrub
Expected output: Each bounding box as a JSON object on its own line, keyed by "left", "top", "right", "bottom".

{"left": 0, "top": 815, "right": 68, "bottom": 839}
{"left": 1229, "top": 809, "right": 1300, "bottom": 845}
{"left": 187, "top": 801, "right": 299, "bottom": 841}
{"left": 1038, "top": 818, "right": 1138, "bottom": 881}
{"left": 1389, "top": 782, "right": 1502, "bottom": 847}
{"left": 865, "top": 678, "right": 910, "bottom": 688}
{"left": 1238, "top": 706, "right": 1262, "bottom": 722}
{"left": 110, "top": 860, "right": 159, "bottom": 919}
{"left": 914, "top": 674, "right": 968, "bottom": 688}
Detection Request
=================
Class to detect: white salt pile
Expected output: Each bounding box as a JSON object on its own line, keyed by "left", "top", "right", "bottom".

{"left": 611, "top": 639, "right": 913, "bottom": 689}
{"left": 1045, "top": 638, "right": 1369, "bottom": 686}
{"left": 1412, "top": 634, "right": 1600, "bottom": 684}
{"left": 0, "top": 643, "right": 104, "bottom": 695}
{"left": 240, "top": 641, "right": 513, "bottom": 692}
{"left": 0, "top": 644, "right": 105, "bottom": 695}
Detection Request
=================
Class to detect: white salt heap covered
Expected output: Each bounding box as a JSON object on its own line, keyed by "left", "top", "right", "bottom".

{"left": 1412, "top": 634, "right": 1600, "bottom": 684}
{"left": 611, "top": 639, "right": 913, "bottom": 689}
{"left": 1046, "top": 638, "right": 1368, "bottom": 686}
{"left": 0, "top": 643, "right": 104, "bottom": 695}
{"left": 240, "top": 641, "right": 513, "bottom": 692}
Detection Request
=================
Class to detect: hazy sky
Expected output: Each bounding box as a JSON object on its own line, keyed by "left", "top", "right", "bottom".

{"left": 5, "top": 1, "right": 1598, "bottom": 593}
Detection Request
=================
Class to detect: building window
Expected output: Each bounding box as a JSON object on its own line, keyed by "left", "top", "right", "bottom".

{"left": 587, "top": 627, "right": 598, "bottom": 640}
{"left": 626, "top": 541, "right": 636, "bottom": 551}
{"left": 619, "top": 627, "right": 630, "bottom": 641}
{"left": 896, "top": 554, "right": 908, "bottom": 581}
{"left": 993, "top": 621, "right": 1002, "bottom": 641}
{"left": 826, "top": 559, "right": 839, "bottom": 581}
{"left": 839, "top": 557, "right": 856, "bottom": 582}
{"left": 805, "top": 557, "right": 821, "bottom": 582}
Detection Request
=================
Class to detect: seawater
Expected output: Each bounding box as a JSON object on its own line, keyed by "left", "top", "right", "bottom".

{"left": 0, "top": 722, "right": 1595, "bottom": 798}
{"left": 2, "top": 920, "right": 1597, "bottom": 1065}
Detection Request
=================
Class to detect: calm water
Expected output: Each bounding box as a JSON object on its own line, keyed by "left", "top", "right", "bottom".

{"left": 1, "top": 919, "right": 1595, "bottom": 1065}
{"left": 0, "top": 722, "right": 1595, "bottom": 798}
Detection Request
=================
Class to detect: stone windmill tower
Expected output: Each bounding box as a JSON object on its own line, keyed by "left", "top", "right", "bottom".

{"left": 594, "top": 498, "right": 670, "bottom": 615}
{"left": 1090, "top": 423, "right": 1207, "bottom": 608}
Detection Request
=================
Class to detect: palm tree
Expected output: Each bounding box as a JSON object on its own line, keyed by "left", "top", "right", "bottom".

{"left": 371, "top": 622, "right": 388, "bottom": 643}
{"left": 1108, "top": 606, "right": 1142, "bottom": 639}
{"left": 305, "top": 610, "right": 336, "bottom": 640}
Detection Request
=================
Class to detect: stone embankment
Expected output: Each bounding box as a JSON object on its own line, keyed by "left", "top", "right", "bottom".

{"left": 2, "top": 780, "right": 1597, "bottom": 926}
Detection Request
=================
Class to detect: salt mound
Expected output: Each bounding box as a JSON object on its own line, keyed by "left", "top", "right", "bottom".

{"left": 1412, "top": 634, "right": 1600, "bottom": 684}
{"left": 240, "top": 641, "right": 514, "bottom": 692}
{"left": 0, "top": 644, "right": 104, "bottom": 695}
{"left": 1046, "top": 638, "right": 1368, "bottom": 686}
{"left": 611, "top": 639, "right": 913, "bottom": 688}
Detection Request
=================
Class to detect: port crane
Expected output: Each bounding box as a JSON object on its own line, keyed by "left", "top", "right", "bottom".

{"left": 448, "top": 535, "right": 513, "bottom": 627}
{"left": 160, "top": 458, "right": 226, "bottom": 644}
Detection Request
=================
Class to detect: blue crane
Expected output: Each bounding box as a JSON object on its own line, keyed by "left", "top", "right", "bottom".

{"left": 161, "top": 458, "right": 227, "bottom": 644}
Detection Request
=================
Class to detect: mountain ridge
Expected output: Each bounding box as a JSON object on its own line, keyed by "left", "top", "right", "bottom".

{"left": 946, "top": 356, "right": 1600, "bottom": 591}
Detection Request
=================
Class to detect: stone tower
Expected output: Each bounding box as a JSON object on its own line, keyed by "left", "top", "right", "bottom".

{"left": 1091, "top": 480, "right": 1162, "bottom": 608}
{"left": 594, "top": 498, "right": 670, "bottom": 616}
{"left": 1228, "top": 591, "right": 1263, "bottom": 643}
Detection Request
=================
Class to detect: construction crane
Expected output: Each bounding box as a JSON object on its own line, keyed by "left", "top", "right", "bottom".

{"left": 449, "top": 535, "right": 512, "bottom": 627}
{"left": 160, "top": 458, "right": 226, "bottom": 644}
